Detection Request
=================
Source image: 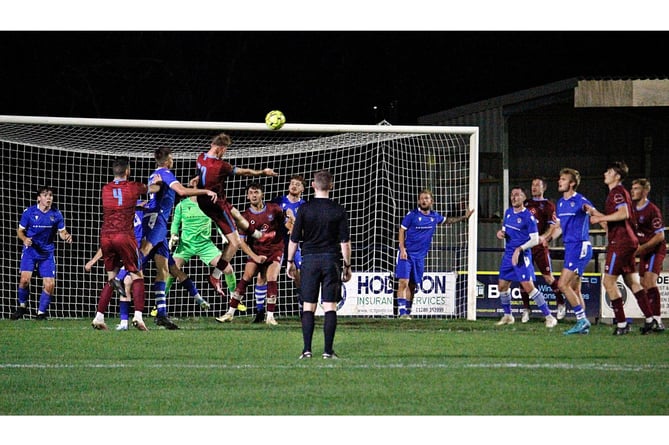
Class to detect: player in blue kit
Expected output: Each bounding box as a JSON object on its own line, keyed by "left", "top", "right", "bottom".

{"left": 395, "top": 189, "right": 474, "bottom": 319}
{"left": 552, "top": 168, "right": 595, "bottom": 335}
{"left": 496, "top": 186, "right": 557, "bottom": 328}
{"left": 131, "top": 147, "right": 217, "bottom": 329}
{"left": 12, "top": 186, "right": 73, "bottom": 320}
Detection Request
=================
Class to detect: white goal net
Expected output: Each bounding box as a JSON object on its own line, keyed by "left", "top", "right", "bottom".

{"left": 0, "top": 116, "right": 479, "bottom": 321}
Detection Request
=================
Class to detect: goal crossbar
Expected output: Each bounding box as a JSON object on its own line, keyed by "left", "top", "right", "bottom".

{"left": 0, "top": 114, "right": 479, "bottom": 135}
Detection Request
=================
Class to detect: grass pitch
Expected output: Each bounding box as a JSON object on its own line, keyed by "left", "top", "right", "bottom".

{"left": 1, "top": 315, "right": 667, "bottom": 417}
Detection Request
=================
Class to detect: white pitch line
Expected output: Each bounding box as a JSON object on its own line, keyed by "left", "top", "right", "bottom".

{"left": 1, "top": 362, "right": 667, "bottom": 372}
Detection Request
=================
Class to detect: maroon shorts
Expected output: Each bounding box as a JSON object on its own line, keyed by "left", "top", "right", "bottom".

{"left": 250, "top": 244, "right": 285, "bottom": 265}
{"left": 197, "top": 196, "right": 237, "bottom": 235}
{"left": 242, "top": 258, "right": 280, "bottom": 282}
{"left": 531, "top": 245, "right": 553, "bottom": 276}
{"left": 101, "top": 233, "right": 140, "bottom": 273}
{"left": 638, "top": 250, "right": 666, "bottom": 276}
{"left": 605, "top": 244, "right": 637, "bottom": 276}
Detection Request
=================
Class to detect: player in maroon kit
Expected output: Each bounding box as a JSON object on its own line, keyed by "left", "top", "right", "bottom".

{"left": 590, "top": 162, "right": 655, "bottom": 335}
{"left": 631, "top": 178, "right": 666, "bottom": 332}
{"left": 93, "top": 157, "right": 160, "bottom": 331}
{"left": 194, "top": 133, "right": 278, "bottom": 296}
{"left": 216, "top": 182, "right": 284, "bottom": 325}
{"left": 521, "top": 177, "right": 567, "bottom": 322}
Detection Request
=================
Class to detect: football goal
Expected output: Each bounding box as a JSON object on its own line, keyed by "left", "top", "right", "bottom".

{"left": 0, "top": 115, "right": 479, "bottom": 320}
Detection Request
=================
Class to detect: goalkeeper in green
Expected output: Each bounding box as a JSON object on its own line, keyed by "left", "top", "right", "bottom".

{"left": 165, "top": 180, "right": 242, "bottom": 309}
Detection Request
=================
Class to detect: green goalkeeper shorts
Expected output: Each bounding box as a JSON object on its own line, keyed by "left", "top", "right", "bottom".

{"left": 173, "top": 241, "right": 221, "bottom": 265}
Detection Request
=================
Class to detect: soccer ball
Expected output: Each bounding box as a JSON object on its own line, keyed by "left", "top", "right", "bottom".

{"left": 265, "top": 110, "right": 286, "bottom": 130}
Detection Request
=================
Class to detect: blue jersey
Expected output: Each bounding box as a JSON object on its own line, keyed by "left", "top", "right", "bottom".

{"left": 501, "top": 207, "right": 538, "bottom": 253}
{"left": 400, "top": 208, "right": 446, "bottom": 258}
{"left": 556, "top": 192, "right": 593, "bottom": 244}
{"left": 133, "top": 202, "right": 144, "bottom": 244}
{"left": 19, "top": 204, "right": 66, "bottom": 254}
{"left": 145, "top": 167, "right": 179, "bottom": 225}
{"left": 271, "top": 194, "right": 306, "bottom": 241}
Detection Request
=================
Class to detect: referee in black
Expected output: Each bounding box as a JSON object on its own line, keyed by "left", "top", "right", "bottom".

{"left": 287, "top": 169, "right": 352, "bottom": 359}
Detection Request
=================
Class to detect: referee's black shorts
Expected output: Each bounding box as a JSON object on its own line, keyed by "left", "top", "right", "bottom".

{"left": 300, "top": 253, "right": 342, "bottom": 304}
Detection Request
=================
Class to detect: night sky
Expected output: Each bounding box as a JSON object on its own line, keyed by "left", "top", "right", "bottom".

{"left": 2, "top": 30, "right": 669, "bottom": 125}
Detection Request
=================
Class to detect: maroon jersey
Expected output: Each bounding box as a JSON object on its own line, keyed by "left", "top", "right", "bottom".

{"left": 525, "top": 198, "right": 556, "bottom": 235}
{"left": 196, "top": 152, "right": 234, "bottom": 200}
{"left": 633, "top": 200, "right": 666, "bottom": 254}
{"left": 101, "top": 179, "right": 147, "bottom": 236}
{"left": 604, "top": 184, "right": 638, "bottom": 248}
{"left": 241, "top": 202, "right": 285, "bottom": 259}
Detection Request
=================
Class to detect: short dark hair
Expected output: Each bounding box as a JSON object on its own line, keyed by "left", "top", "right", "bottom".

{"left": 36, "top": 186, "right": 54, "bottom": 198}
{"left": 290, "top": 174, "right": 305, "bottom": 187}
{"left": 531, "top": 176, "right": 547, "bottom": 189}
{"left": 607, "top": 161, "right": 629, "bottom": 181}
{"left": 510, "top": 185, "right": 527, "bottom": 197}
{"left": 246, "top": 181, "right": 263, "bottom": 193}
{"left": 113, "top": 156, "right": 130, "bottom": 176}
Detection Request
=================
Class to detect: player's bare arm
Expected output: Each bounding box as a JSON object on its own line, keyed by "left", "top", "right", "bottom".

{"left": 551, "top": 220, "right": 562, "bottom": 242}
{"left": 239, "top": 236, "right": 267, "bottom": 264}
{"left": 172, "top": 182, "right": 217, "bottom": 202}
{"left": 636, "top": 231, "right": 666, "bottom": 256}
{"left": 286, "top": 240, "right": 298, "bottom": 280}
{"left": 17, "top": 227, "right": 32, "bottom": 247}
{"left": 59, "top": 229, "right": 73, "bottom": 243}
{"left": 398, "top": 227, "right": 408, "bottom": 260}
{"left": 590, "top": 204, "right": 627, "bottom": 225}
{"left": 341, "top": 241, "right": 352, "bottom": 283}
{"left": 85, "top": 248, "right": 103, "bottom": 271}
{"left": 285, "top": 208, "right": 295, "bottom": 234}
{"left": 235, "top": 167, "right": 279, "bottom": 177}
{"left": 445, "top": 208, "right": 475, "bottom": 224}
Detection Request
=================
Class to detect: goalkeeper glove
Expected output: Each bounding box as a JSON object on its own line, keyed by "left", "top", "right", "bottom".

{"left": 168, "top": 234, "right": 179, "bottom": 250}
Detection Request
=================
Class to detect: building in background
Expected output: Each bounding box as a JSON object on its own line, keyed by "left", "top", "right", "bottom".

{"left": 419, "top": 77, "right": 669, "bottom": 271}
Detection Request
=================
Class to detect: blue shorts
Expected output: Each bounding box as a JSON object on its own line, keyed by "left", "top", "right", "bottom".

{"left": 20, "top": 246, "right": 56, "bottom": 278}
{"left": 142, "top": 213, "right": 172, "bottom": 261}
{"left": 563, "top": 241, "right": 592, "bottom": 276}
{"left": 499, "top": 249, "right": 536, "bottom": 283}
{"left": 395, "top": 252, "right": 425, "bottom": 286}
{"left": 143, "top": 213, "right": 168, "bottom": 248}
{"left": 142, "top": 239, "right": 174, "bottom": 266}
{"left": 293, "top": 248, "right": 303, "bottom": 269}
{"left": 282, "top": 245, "right": 302, "bottom": 269}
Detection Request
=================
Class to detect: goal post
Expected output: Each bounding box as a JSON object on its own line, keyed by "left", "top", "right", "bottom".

{"left": 0, "top": 115, "right": 479, "bottom": 321}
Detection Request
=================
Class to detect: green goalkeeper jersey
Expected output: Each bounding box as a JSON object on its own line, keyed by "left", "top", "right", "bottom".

{"left": 171, "top": 197, "right": 219, "bottom": 245}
